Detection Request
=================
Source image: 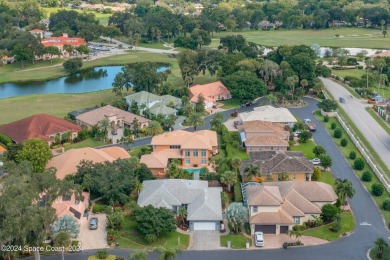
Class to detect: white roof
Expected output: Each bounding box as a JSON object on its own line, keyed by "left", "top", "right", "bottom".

{"left": 239, "top": 105, "right": 297, "bottom": 124}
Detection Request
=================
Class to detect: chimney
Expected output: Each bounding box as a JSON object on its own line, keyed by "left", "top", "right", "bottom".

{"left": 63, "top": 33, "right": 68, "bottom": 38}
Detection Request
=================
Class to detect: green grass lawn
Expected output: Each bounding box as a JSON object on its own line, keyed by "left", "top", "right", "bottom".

{"left": 331, "top": 68, "right": 366, "bottom": 79}
{"left": 41, "top": 7, "right": 111, "bottom": 25}
{"left": 211, "top": 28, "right": 390, "bottom": 49}
{"left": 220, "top": 234, "right": 251, "bottom": 249}
{"left": 219, "top": 99, "right": 241, "bottom": 109}
{"left": 289, "top": 140, "right": 316, "bottom": 159}
{"left": 226, "top": 143, "right": 249, "bottom": 160}
{"left": 129, "top": 146, "right": 152, "bottom": 158}
{"left": 370, "top": 246, "right": 390, "bottom": 260}
{"left": 318, "top": 171, "right": 336, "bottom": 189}
{"left": 302, "top": 212, "right": 355, "bottom": 241}
{"left": 366, "top": 107, "right": 390, "bottom": 136}
{"left": 64, "top": 138, "right": 105, "bottom": 151}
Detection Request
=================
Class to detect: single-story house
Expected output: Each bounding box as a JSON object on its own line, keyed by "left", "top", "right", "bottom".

{"left": 245, "top": 181, "right": 338, "bottom": 234}
{"left": 138, "top": 179, "right": 223, "bottom": 231}
{"left": 239, "top": 105, "right": 297, "bottom": 128}
{"left": 189, "top": 81, "right": 231, "bottom": 109}
{"left": 371, "top": 50, "right": 390, "bottom": 58}
{"left": 51, "top": 191, "right": 90, "bottom": 224}
{"left": 0, "top": 114, "right": 81, "bottom": 144}
{"left": 240, "top": 151, "right": 314, "bottom": 182}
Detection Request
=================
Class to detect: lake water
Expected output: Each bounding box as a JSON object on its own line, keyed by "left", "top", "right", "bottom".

{"left": 0, "top": 66, "right": 167, "bottom": 99}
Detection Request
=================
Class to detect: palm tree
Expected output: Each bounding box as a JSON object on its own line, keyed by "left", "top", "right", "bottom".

{"left": 375, "top": 237, "right": 388, "bottom": 253}
{"left": 177, "top": 207, "right": 187, "bottom": 227}
{"left": 155, "top": 246, "right": 182, "bottom": 260}
{"left": 286, "top": 75, "right": 299, "bottom": 98}
{"left": 243, "top": 165, "right": 260, "bottom": 182}
{"left": 53, "top": 231, "right": 71, "bottom": 260}
{"left": 134, "top": 180, "right": 143, "bottom": 196}
{"left": 144, "top": 121, "right": 163, "bottom": 136}
{"left": 220, "top": 170, "right": 238, "bottom": 191}
{"left": 335, "top": 178, "right": 355, "bottom": 210}
{"left": 379, "top": 74, "right": 388, "bottom": 98}
{"left": 231, "top": 157, "right": 242, "bottom": 175}
{"left": 300, "top": 79, "right": 309, "bottom": 92}
{"left": 210, "top": 112, "right": 224, "bottom": 131}
{"left": 186, "top": 112, "right": 205, "bottom": 131}
{"left": 129, "top": 250, "right": 148, "bottom": 260}
{"left": 98, "top": 118, "right": 110, "bottom": 143}
{"left": 265, "top": 93, "right": 278, "bottom": 105}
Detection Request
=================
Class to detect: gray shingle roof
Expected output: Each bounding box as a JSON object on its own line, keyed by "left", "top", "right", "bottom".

{"left": 149, "top": 102, "right": 177, "bottom": 116}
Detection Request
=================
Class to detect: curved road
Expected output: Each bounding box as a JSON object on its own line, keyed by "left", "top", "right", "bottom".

{"left": 41, "top": 98, "right": 387, "bottom": 260}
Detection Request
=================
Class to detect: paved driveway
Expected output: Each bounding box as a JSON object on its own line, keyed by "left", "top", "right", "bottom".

{"left": 78, "top": 213, "right": 108, "bottom": 250}
{"left": 189, "top": 231, "right": 221, "bottom": 250}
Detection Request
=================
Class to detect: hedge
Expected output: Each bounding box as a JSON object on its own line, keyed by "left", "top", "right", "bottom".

{"left": 234, "top": 182, "right": 243, "bottom": 202}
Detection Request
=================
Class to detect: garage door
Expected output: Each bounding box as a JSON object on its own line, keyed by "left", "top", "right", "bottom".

{"left": 280, "top": 226, "right": 289, "bottom": 234}
{"left": 193, "top": 222, "right": 216, "bottom": 231}
{"left": 255, "top": 225, "right": 276, "bottom": 234}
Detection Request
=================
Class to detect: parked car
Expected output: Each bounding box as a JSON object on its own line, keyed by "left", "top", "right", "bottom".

{"left": 240, "top": 101, "right": 253, "bottom": 107}
{"left": 254, "top": 232, "right": 265, "bottom": 247}
{"left": 310, "top": 158, "right": 321, "bottom": 165}
{"left": 89, "top": 217, "right": 98, "bottom": 230}
{"left": 304, "top": 119, "right": 316, "bottom": 132}
{"left": 111, "top": 129, "right": 118, "bottom": 135}
{"left": 293, "top": 131, "right": 301, "bottom": 137}
{"left": 233, "top": 121, "right": 241, "bottom": 129}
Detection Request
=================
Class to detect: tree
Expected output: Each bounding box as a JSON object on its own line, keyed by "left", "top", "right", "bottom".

{"left": 44, "top": 46, "right": 61, "bottom": 62}
{"left": 134, "top": 180, "right": 143, "bottom": 196}
{"left": 226, "top": 202, "right": 248, "bottom": 233}
{"left": 312, "top": 167, "right": 321, "bottom": 181}
{"left": 321, "top": 204, "right": 338, "bottom": 222}
{"left": 318, "top": 100, "right": 338, "bottom": 112}
{"left": 134, "top": 163, "right": 155, "bottom": 182}
{"left": 298, "top": 131, "right": 312, "bottom": 143}
{"left": 354, "top": 158, "right": 365, "bottom": 170}
{"left": 155, "top": 247, "right": 181, "bottom": 260}
{"left": 16, "top": 139, "right": 53, "bottom": 172}
{"left": 54, "top": 231, "right": 72, "bottom": 260}
{"left": 75, "top": 45, "right": 90, "bottom": 59}
{"left": 335, "top": 178, "right": 355, "bottom": 210}
{"left": 265, "top": 93, "right": 278, "bottom": 105}
{"left": 243, "top": 165, "right": 260, "bottom": 182}
{"left": 98, "top": 118, "right": 110, "bottom": 143}
{"left": 63, "top": 44, "right": 74, "bottom": 57}
{"left": 106, "top": 210, "right": 124, "bottom": 231}
{"left": 372, "top": 183, "right": 384, "bottom": 197}
{"left": 195, "top": 94, "right": 206, "bottom": 113}
{"left": 257, "top": 60, "right": 281, "bottom": 89}
{"left": 12, "top": 43, "right": 33, "bottom": 68}
{"left": 288, "top": 230, "right": 302, "bottom": 244}
{"left": 186, "top": 113, "right": 205, "bottom": 131}
{"left": 231, "top": 157, "right": 242, "bottom": 174}
{"left": 210, "top": 112, "right": 224, "bottom": 132}
{"left": 319, "top": 154, "right": 332, "bottom": 170}
{"left": 143, "top": 121, "right": 163, "bottom": 136}
{"left": 313, "top": 146, "right": 326, "bottom": 157}
{"left": 220, "top": 170, "right": 238, "bottom": 191}
{"left": 63, "top": 58, "right": 82, "bottom": 74}
{"left": 129, "top": 250, "right": 148, "bottom": 260}
{"left": 221, "top": 191, "right": 230, "bottom": 211}
{"left": 52, "top": 215, "right": 80, "bottom": 238}
{"left": 286, "top": 75, "right": 299, "bottom": 98}
{"left": 132, "top": 205, "right": 176, "bottom": 242}
{"left": 220, "top": 35, "right": 246, "bottom": 53}
{"left": 375, "top": 237, "right": 388, "bottom": 254}
{"left": 177, "top": 207, "right": 187, "bottom": 227}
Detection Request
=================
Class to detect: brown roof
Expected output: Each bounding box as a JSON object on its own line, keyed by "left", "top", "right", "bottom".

{"left": 75, "top": 105, "right": 150, "bottom": 126}
{"left": 247, "top": 186, "right": 282, "bottom": 206}
{"left": 140, "top": 153, "right": 168, "bottom": 169}
{"left": 47, "top": 147, "right": 130, "bottom": 180}
{"left": 371, "top": 50, "right": 390, "bottom": 58}
{"left": 189, "top": 81, "right": 230, "bottom": 103}
{"left": 151, "top": 130, "right": 217, "bottom": 150}
{"left": 0, "top": 114, "right": 81, "bottom": 143}
{"left": 250, "top": 210, "right": 294, "bottom": 225}
{"left": 240, "top": 120, "right": 289, "bottom": 138}
{"left": 245, "top": 136, "right": 289, "bottom": 146}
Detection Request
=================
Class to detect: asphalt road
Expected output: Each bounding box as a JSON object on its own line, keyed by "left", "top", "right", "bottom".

{"left": 320, "top": 77, "right": 390, "bottom": 170}
{"left": 40, "top": 98, "right": 388, "bottom": 259}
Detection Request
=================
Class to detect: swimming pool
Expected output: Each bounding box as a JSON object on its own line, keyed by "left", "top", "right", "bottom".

{"left": 185, "top": 168, "right": 201, "bottom": 174}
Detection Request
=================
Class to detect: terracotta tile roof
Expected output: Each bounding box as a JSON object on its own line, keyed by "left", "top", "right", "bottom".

{"left": 0, "top": 146, "right": 6, "bottom": 153}
{"left": 140, "top": 153, "right": 168, "bottom": 168}
{"left": 52, "top": 191, "right": 89, "bottom": 223}
{"left": 189, "top": 81, "right": 231, "bottom": 103}
{"left": 247, "top": 186, "right": 282, "bottom": 206}
{"left": 250, "top": 210, "right": 294, "bottom": 225}
{"left": 156, "top": 149, "right": 183, "bottom": 158}
{"left": 75, "top": 105, "right": 150, "bottom": 126}
{"left": 30, "top": 29, "right": 44, "bottom": 33}
{"left": 0, "top": 114, "right": 81, "bottom": 143}
{"left": 371, "top": 50, "right": 390, "bottom": 58}
{"left": 245, "top": 136, "right": 289, "bottom": 146}
{"left": 240, "top": 121, "right": 290, "bottom": 138}
{"left": 151, "top": 130, "right": 217, "bottom": 150}
{"left": 41, "top": 36, "right": 86, "bottom": 47}
{"left": 47, "top": 147, "right": 130, "bottom": 180}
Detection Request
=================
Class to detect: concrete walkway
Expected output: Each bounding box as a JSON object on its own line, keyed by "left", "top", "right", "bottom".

{"left": 188, "top": 231, "right": 222, "bottom": 250}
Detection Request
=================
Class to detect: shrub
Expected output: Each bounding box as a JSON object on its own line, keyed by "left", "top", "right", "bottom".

{"left": 312, "top": 167, "right": 321, "bottom": 181}
{"left": 292, "top": 224, "right": 306, "bottom": 231}
{"left": 357, "top": 65, "right": 363, "bottom": 69}
{"left": 340, "top": 138, "right": 348, "bottom": 147}
{"left": 234, "top": 182, "right": 243, "bottom": 202}
{"left": 318, "top": 100, "right": 338, "bottom": 112}
{"left": 349, "top": 151, "right": 356, "bottom": 160}
{"left": 331, "top": 219, "right": 342, "bottom": 232}
{"left": 95, "top": 249, "right": 108, "bottom": 259}
{"left": 321, "top": 204, "right": 338, "bottom": 222}
{"left": 324, "top": 115, "right": 329, "bottom": 122}
{"left": 354, "top": 158, "right": 365, "bottom": 170}
{"left": 313, "top": 145, "right": 326, "bottom": 157}
{"left": 382, "top": 199, "right": 390, "bottom": 211}
{"left": 372, "top": 183, "right": 384, "bottom": 197}
{"left": 334, "top": 128, "right": 342, "bottom": 138}
{"left": 93, "top": 204, "right": 108, "bottom": 213}
{"left": 361, "top": 171, "right": 372, "bottom": 182}
{"left": 298, "top": 131, "right": 312, "bottom": 143}
{"left": 331, "top": 123, "right": 337, "bottom": 130}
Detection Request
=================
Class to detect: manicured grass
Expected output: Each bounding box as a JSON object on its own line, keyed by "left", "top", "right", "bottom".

{"left": 370, "top": 246, "right": 390, "bottom": 260}
{"left": 226, "top": 144, "right": 249, "bottom": 160}
{"left": 302, "top": 212, "right": 355, "bottom": 241}
{"left": 87, "top": 255, "right": 116, "bottom": 260}
{"left": 366, "top": 107, "right": 390, "bottom": 136}
{"left": 220, "top": 234, "right": 251, "bottom": 249}
{"left": 331, "top": 68, "right": 366, "bottom": 79}
{"left": 314, "top": 110, "right": 390, "bottom": 225}
{"left": 318, "top": 171, "right": 336, "bottom": 189}
{"left": 41, "top": 7, "right": 112, "bottom": 25}
{"left": 64, "top": 138, "right": 105, "bottom": 151}
{"left": 290, "top": 140, "right": 316, "bottom": 159}
{"left": 138, "top": 42, "right": 172, "bottom": 50}
{"left": 211, "top": 28, "right": 390, "bottom": 49}
{"left": 219, "top": 99, "right": 241, "bottom": 109}
{"left": 129, "top": 146, "right": 152, "bottom": 158}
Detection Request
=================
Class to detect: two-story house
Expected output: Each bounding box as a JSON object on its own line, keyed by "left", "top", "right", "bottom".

{"left": 244, "top": 182, "right": 337, "bottom": 234}
{"left": 140, "top": 130, "right": 218, "bottom": 178}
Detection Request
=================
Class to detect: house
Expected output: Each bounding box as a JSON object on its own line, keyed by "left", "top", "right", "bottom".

{"left": 330, "top": 20, "right": 348, "bottom": 27}
{"left": 189, "top": 81, "right": 231, "bottom": 109}
{"left": 245, "top": 181, "right": 337, "bottom": 234}
{"left": 239, "top": 121, "right": 290, "bottom": 153}
{"left": 41, "top": 33, "right": 87, "bottom": 52}
{"left": 0, "top": 114, "right": 81, "bottom": 144}
{"left": 46, "top": 147, "right": 130, "bottom": 180}
{"left": 138, "top": 179, "right": 223, "bottom": 231}
{"left": 30, "top": 29, "right": 44, "bottom": 38}
{"left": 51, "top": 191, "right": 90, "bottom": 224}
{"left": 240, "top": 151, "right": 314, "bottom": 182}
{"left": 371, "top": 50, "right": 390, "bottom": 58}
{"left": 75, "top": 105, "right": 150, "bottom": 129}
{"left": 124, "top": 91, "right": 181, "bottom": 117}
{"left": 140, "top": 130, "right": 218, "bottom": 178}
{"left": 239, "top": 105, "right": 297, "bottom": 128}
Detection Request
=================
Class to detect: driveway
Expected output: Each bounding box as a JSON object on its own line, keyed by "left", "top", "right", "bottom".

{"left": 189, "top": 231, "right": 221, "bottom": 250}
{"left": 247, "top": 234, "right": 328, "bottom": 249}
{"left": 77, "top": 213, "right": 108, "bottom": 250}
{"left": 107, "top": 128, "right": 124, "bottom": 144}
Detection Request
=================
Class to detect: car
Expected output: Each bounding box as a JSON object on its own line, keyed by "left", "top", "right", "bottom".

{"left": 339, "top": 97, "right": 346, "bottom": 103}
{"left": 240, "top": 101, "right": 253, "bottom": 107}
{"left": 310, "top": 158, "right": 321, "bottom": 165}
{"left": 293, "top": 131, "right": 301, "bottom": 137}
{"left": 111, "top": 129, "right": 118, "bottom": 135}
{"left": 254, "top": 232, "right": 265, "bottom": 247}
{"left": 89, "top": 217, "right": 98, "bottom": 230}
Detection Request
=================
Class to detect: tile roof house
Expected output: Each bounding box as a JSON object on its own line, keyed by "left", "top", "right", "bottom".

{"left": 189, "top": 81, "right": 231, "bottom": 109}
{"left": 239, "top": 121, "right": 290, "bottom": 153}
{"left": 138, "top": 179, "right": 223, "bottom": 231}
{"left": 75, "top": 105, "right": 150, "bottom": 129}
{"left": 52, "top": 191, "right": 90, "bottom": 224}
{"left": 244, "top": 181, "right": 337, "bottom": 234}
{"left": 0, "top": 114, "right": 81, "bottom": 144}
{"left": 371, "top": 50, "right": 390, "bottom": 58}
{"left": 30, "top": 29, "right": 44, "bottom": 38}
{"left": 140, "top": 130, "right": 218, "bottom": 178}
{"left": 240, "top": 151, "right": 314, "bottom": 182}
{"left": 47, "top": 147, "right": 130, "bottom": 180}
{"left": 239, "top": 106, "right": 297, "bottom": 128}
{"left": 41, "top": 33, "right": 86, "bottom": 52}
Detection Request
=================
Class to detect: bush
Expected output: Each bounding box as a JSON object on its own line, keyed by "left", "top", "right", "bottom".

{"left": 93, "top": 204, "right": 108, "bottom": 213}
{"left": 354, "top": 158, "right": 365, "bottom": 170}
{"left": 298, "top": 131, "right": 312, "bottom": 143}
{"left": 318, "top": 99, "right": 338, "bottom": 112}
{"left": 331, "top": 123, "right": 337, "bottom": 130}
{"left": 234, "top": 182, "right": 243, "bottom": 202}
{"left": 361, "top": 171, "right": 372, "bottom": 182}
{"left": 340, "top": 138, "right": 348, "bottom": 147}
{"left": 372, "top": 183, "right": 384, "bottom": 197}
{"left": 382, "top": 199, "right": 390, "bottom": 211}
{"left": 349, "top": 151, "right": 356, "bottom": 160}
{"left": 321, "top": 204, "right": 338, "bottom": 222}
{"left": 95, "top": 250, "right": 108, "bottom": 259}
{"left": 334, "top": 128, "right": 342, "bottom": 138}
{"left": 292, "top": 224, "right": 306, "bottom": 231}
{"left": 357, "top": 65, "right": 363, "bottom": 69}
{"left": 0, "top": 133, "right": 12, "bottom": 147}
{"left": 331, "top": 219, "right": 342, "bottom": 232}
{"left": 312, "top": 167, "right": 321, "bottom": 181}
{"left": 324, "top": 115, "right": 329, "bottom": 122}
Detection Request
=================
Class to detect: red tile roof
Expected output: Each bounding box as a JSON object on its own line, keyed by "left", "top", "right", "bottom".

{"left": 41, "top": 36, "right": 86, "bottom": 47}
{"left": 30, "top": 29, "right": 44, "bottom": 33}
{"left": 0, "top": 114, "right": 81, "bottom": 143}
{"left": 189, "top": 81, "right": 231, "bottom": 103}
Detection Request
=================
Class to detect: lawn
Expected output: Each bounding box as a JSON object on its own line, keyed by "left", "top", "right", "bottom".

{"left": 226, "top": 143, "right": 249, "bottom": 160}
{"left": 302, "top": 212, "right": 355, "bottom": 241}
{"left": 41, "top": 7, "right": 112, "bottom": 25}
{"left": 64, "top": 138, "right": 105, "bottom": 151}
{"left": 289, "top": 140, "right": 316, "bottom": 159}
{"left": 331, "top": 68, "right": 366, "bottom": 79}
{"left": 219, "top": 99, "right": 241, "bottom": 109}
{"left": 129, "top": 146, "right": 152, "bottom": 158}
{"left": 318, "top": 171, "right": 336, "bottom": 189}
{"left": 370, "top": 246, "right": 390, "bottom": 260}
{"left": 88, "top": 255, "right": 116, "bottom": 260}
{"left": 211, "top": 28, "right": 390, "bottom": 49}
{"left": 220, "top": 234, "right": 251, "bottom": 249}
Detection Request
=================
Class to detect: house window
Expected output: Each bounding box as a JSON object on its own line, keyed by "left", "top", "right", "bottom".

{"left": 185, "top": 150, "right": 190, "bottom": 156}
{"left": 201, "top": 158, "right": 207, "bottom": 165}
{"left": 258, "top": 147, "right": 262, "bottom": 151}
{"left": 294, "top": 217, "right": 300, "bottom": 224}
{"left": 185, "top": 159, "right": 190, "bottom": 165}
{"left": 193, "top": 150, "right": 198, "bottom": 156}
{"left": 201, "top": 149, "right": 206, "bottom": 157}
{"left": 170, "top": 145, "right": 181, "bottom": 149}
{"left": 253, "top": 206, "right": 258, "bottom": 213}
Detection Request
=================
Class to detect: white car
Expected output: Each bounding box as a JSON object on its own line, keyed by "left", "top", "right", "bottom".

{"left": 311, "top": 158, "right": 321, "bottom": 165}
{"left": 254, "top": 232, "right": 265, "bottom": 247}
{"left": 293, "top": 131, "right": 301, "bottom": 137}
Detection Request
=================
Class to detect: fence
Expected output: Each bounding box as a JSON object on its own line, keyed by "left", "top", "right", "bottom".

{"left": 377, "top": 107, "right": 390, "bottom": 123}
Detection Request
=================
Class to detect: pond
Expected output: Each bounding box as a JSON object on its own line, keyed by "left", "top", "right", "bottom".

{"left": 0, "top": 65, "right": 168, "bottom": 99}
